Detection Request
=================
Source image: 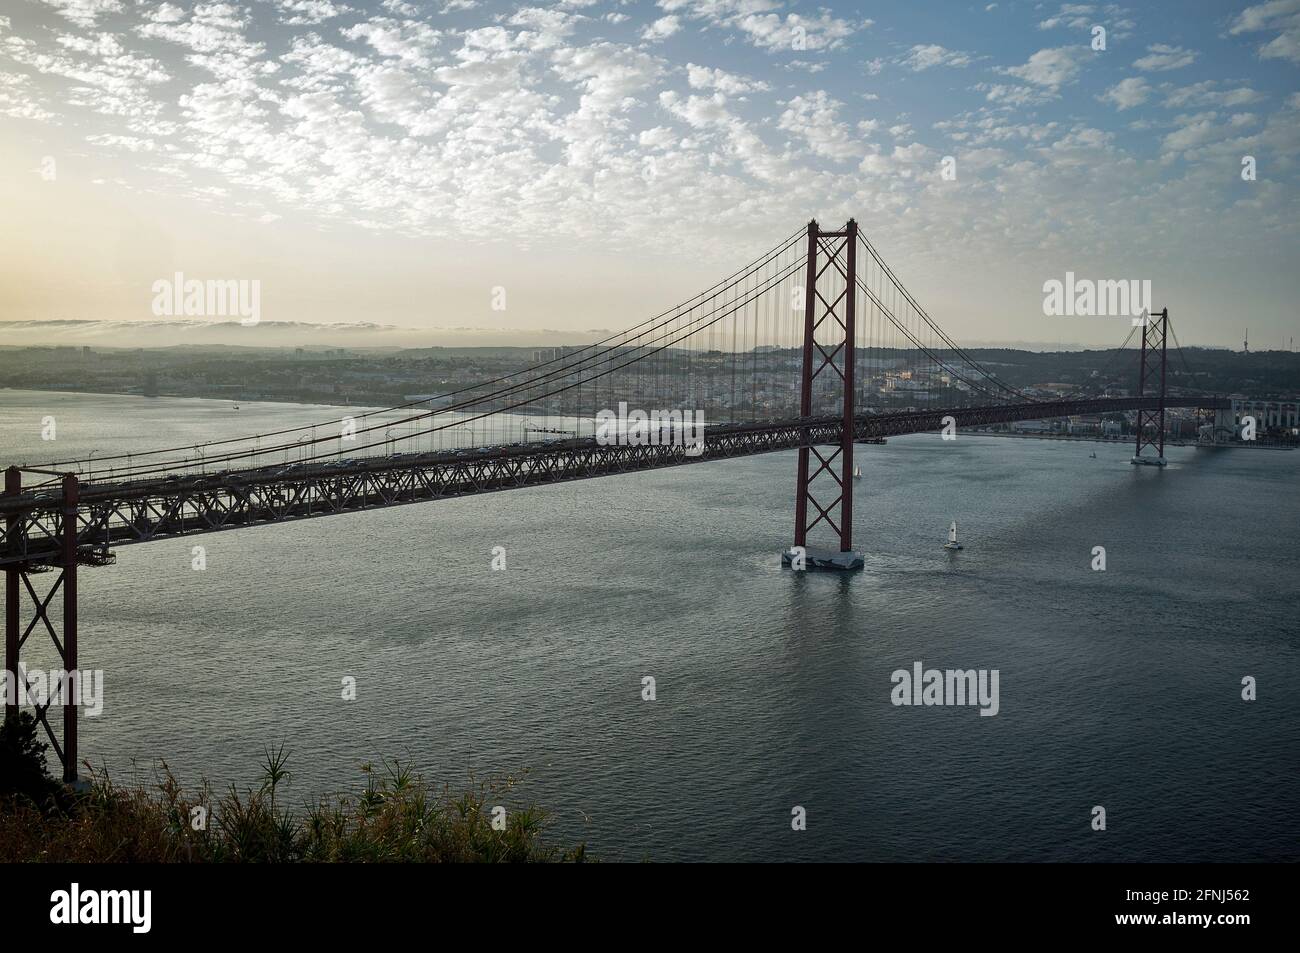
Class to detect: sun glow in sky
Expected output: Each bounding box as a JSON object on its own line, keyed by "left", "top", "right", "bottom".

{"left": 1, "top": 0, "right": 1298, "bottom": 349}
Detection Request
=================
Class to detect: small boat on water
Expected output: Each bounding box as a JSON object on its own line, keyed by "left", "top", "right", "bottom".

{"left": 853, "top": 465, "right": 862, "bottom": 480}
{"left": 943, "top": 521, "right": 963, "bottom": 551}
{"left": 1089, "top": 451, "right": 1097, "bottom": 458}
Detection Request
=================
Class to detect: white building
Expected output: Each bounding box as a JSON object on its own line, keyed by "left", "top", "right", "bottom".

{"left": 1232, "top": 399, "right": 1299, "bottom": 430}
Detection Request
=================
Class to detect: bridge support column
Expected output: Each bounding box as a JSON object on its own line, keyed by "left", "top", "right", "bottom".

{"left": 1132, "top": 307, "right": 1169, "bottom": 467}
{"left": 1, "top": 469, "right": 81, "bottom": 785}
{"left": 783, "top": 218, "right": 864, "bottom": 571}
{"left": 61, "top": 473, "right": 79, "bottom": 784}
{"left": 1214, "top": 406, "right": 1236, "bottom": 442}
{"left": 4, "top": 467, "right": 19, "bottom": 726}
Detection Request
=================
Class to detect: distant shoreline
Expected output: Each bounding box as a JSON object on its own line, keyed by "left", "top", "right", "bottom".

{"left": 968, "top": 430, "right": 1296, "bottom": 450}
{"left": 0, "top": 384, "right": 391, "bottom": 414}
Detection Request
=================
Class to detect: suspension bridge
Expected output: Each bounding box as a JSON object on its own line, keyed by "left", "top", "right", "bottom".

{"left": 0, "top": 219, "right": 1226, "bottom": 781}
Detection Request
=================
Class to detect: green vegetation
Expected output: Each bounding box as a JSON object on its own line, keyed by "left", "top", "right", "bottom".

{"left": 0, "top": 719, "right": 585, "bottom": 863}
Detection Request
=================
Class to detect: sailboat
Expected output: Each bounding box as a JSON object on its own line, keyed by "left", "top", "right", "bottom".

{"left": 853, "top": 465, "right": 862, "bottom": 480}
{"left": 1089, "top": 451, "right": 1097, "bottom": 458}
{"left": 944, "top": 521, "right": 963, "bottom": 551}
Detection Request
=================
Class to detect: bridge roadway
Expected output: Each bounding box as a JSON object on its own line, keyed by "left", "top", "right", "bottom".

{"left": 0, "top": 396, "right": 1225, "bottom": 567}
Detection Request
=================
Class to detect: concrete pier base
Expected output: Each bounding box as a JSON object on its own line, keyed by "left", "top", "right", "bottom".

{"left": 781, "top": 545, "right": 865, "bottom": 571}
{"left": 1130, "top": 456, "right": 1168, "bottom": 467}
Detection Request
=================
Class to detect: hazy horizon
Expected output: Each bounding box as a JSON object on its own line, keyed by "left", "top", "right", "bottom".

{"left": 2, "top": 315, "right": 1280, "bottom": 353}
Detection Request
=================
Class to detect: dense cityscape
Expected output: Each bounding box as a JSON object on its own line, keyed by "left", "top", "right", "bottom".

{"left": 3, "top": 340, "right": 1297, "bottom": 446}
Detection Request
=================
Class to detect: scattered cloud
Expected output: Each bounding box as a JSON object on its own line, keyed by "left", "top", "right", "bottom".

{"left": 1164, "top": 81, "right": 1263, "bottom": 109}
{"left": 898, "top": 44, "right": 975, "bottom": 71}
{"left": 1230, "top": 0, "right": 1300, "bottom": 64}
{"left": 1100, "top": 76, "right": 1151, "bottom": 110}
{"left": 975, "top": 83, "right": 1058, "bottom": 107}
{"left": 1000, "top": 46, "right": 1088, "bottom": 88}
{"left": 778, "top": 90, "right": 860, "bottom": 161}
{"left": 36, "top": 0, "right": 124, "bottom": 30}
{"left": 686, "top": 63, "right": 769, "bottom": 95}
{"left": 1038, "top": 3, "right": 1098, "bottom": 31}
{"left": 1133, "top": 43, "right": 1197, "bottom": 71}
{"left": 641, "top": 15, "right": 680, "bottom": 43}
{"left": 657, "top": 0, "right": 862, "bottom": 52}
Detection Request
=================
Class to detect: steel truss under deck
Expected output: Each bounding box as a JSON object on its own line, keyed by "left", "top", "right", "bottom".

{"left": 2, "top": 395, "right": 1224, "bottom": 569}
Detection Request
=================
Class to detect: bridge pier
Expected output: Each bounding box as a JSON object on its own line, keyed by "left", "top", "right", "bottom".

{"left": 3, "top": 467, "right": 81, "bottom": 785}
{"left": 4, "top": 468, "right": 17, "bottom": 727}
{"left": 1131, "top": 307, "right": 1169, "bottom": 467}
{"left": 783, "top": 218, "right": 864, "bottom": 572}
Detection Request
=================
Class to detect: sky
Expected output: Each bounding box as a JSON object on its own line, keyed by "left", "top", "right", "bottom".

{"left": 0, "top": 0, "right": 1298, "bottom": 350}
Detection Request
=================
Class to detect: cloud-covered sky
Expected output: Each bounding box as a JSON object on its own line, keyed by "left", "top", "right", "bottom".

{"left": 1, "top": 0, "right": 1297, "bottom": 348}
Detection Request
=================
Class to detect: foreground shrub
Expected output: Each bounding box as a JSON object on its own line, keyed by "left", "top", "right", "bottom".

{"left": 0, "top": 712, "right": 71, "bottom": 815}
{"left": 0, "top": 746, "right": 585, "bottom": 863}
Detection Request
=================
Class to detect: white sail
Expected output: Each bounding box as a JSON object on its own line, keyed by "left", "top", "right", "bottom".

{"left": 948, "top": 521, "right": 958, "bottom": 543}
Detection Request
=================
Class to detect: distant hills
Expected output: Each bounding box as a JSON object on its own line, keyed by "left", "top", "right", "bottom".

{"left": 0, "top": 319, "right": 609, "bottom": 351}
{"left": 0, "top": 318, "right": 1254, "bottom": 354}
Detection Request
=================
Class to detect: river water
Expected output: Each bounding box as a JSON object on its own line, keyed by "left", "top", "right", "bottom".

{"left": 2, "top": 388, "right": 1297, "bottom": 861}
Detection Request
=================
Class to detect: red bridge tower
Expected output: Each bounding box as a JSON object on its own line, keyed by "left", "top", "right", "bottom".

{"left": 782, "top": 219, "right": 864, "bottom": 571}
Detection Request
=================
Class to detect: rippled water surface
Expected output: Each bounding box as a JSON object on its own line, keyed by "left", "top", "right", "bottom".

{"left": 2, "top": 389, "right": 1297, "bottom": 861}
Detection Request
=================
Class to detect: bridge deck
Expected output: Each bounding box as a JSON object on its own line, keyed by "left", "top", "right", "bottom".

{"left": 0, "top": 396, "right": 1224, "bottom": 566}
